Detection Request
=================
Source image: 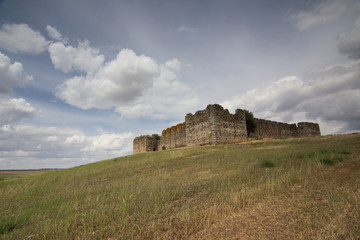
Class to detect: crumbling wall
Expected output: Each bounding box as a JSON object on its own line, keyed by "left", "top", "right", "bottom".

{"left": 185, "top": 105, "right": 217, "bottom": 147}
{"left": 251, "top": 118, "right": 298, "bottom": 138}
{"left": 159, "top": 122, "right": 186, "bottom": 151}
{"left": 297, "top": 122, "right": 321, "bottom": 137}
{"left": 185, "top": 104, "right": 247, "bottom": 146}
{"left": 214, "top": 108, "right": 247, "bottom": 144}
{"left": 133, "top": 104, "right": 321, "bottom": 154}
{"left": 251, "top": 118, "right": 321, "bottom": 138}
{"left": 133, "top": 135, "right": 158, "bottom": 154}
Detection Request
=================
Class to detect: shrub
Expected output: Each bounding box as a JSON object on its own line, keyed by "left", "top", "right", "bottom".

{"left": 152, "top": 134, "right": 161, "bottom": 140}
{"left": 244, "top": 110, "right": 256, "bottom": 136}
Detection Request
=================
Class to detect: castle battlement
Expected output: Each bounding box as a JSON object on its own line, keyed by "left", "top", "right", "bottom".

{"left": 133, "top": 104, "right": 321, "bottom": 154}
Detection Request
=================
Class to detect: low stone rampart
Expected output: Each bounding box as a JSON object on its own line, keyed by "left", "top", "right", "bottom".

{"left": 251, "top": 118, "right": 298, "bottom": 138}
{"left": 251, "top": 118, "right": 320, "bottom": 139}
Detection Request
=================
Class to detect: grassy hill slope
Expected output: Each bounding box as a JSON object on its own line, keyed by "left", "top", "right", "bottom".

{"left": 1, "top": 134, "right": 359, "bottom": 239}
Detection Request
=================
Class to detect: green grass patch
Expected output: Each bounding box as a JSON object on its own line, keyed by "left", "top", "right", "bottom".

{"left": 296, "top": 148, "right": 350, "bottom": 166}
{"left": 319, "top": 157, "right": 335, "bottom": 165}
{"left": 260, "top": 160, "right": 275, "bottom": 168}
{"left": 0, "top": 219, "right": 19, "bottom": 234}
{"left": 318, "top": 149, "right": 347, "bottom": 165}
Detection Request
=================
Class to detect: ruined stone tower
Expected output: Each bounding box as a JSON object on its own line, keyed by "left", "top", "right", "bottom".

{"left": 133, "top": 135, "right": 159, "bottom": 154}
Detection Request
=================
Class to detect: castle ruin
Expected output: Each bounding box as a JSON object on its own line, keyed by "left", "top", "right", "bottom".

{"left": 133, "top": 104, "right": 321, "bottom": 154}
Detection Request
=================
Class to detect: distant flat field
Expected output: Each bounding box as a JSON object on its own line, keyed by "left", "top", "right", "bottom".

{"left": 0, "top": 169, "right": 58, "bottom": 180}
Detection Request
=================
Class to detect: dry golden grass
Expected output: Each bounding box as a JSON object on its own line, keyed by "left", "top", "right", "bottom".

{"left": 191, "top": 155, "right": 360, "bottom": 239}
{"left": 0, "top": 134, "right": 359, "bottom": 239}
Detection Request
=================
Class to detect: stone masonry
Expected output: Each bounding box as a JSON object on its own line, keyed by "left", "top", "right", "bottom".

{"left": 133, "top": 135, "right": 158, "bottom": 154}
{"left": 159, "top": 122, "right": 186, "bottom": 150}
{"left": 250, "top": 118, "right": 298, "bottom": 138}
{"left": 297, "top": 122, "right": 321, "bottom": 137}
{"left": 133, "top": 104, "right": 321, "bottom": 154}
{"left": 185, "top": 104, "right": 247, "bottom": 147}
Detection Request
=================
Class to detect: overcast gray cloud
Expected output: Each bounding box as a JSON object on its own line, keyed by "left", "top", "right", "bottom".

{"left": 0, "top": 23, "right": 48, "bottom": 54}
{"left": 290, "top": 0, "right": 347, "bottom": 31}
{"left": 0, "top": 51, "right": 33, "bottom": 93}
{"left": 338, "top": 18, "right": 360, "bottom": 59}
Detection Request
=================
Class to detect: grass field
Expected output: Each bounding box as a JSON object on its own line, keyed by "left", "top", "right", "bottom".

{"left": 0, "top": 170, "right": 57, "bottom": 181}
{"left": 1, "top": 134, "right": 359, "bottom": 239}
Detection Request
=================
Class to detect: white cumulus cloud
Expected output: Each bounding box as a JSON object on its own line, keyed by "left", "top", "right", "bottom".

{"left": 115, "top": 58, "right": 199, "bottom": 119}
{"left": 55, "top": 48, "right": 158, "bottom": 109}
{"left": 82, "top": 132, "right": 134, "bottom": 154}
{"left": 48, "top": 40, "right": 104, "bottom": 74}
{"left": 50, "top": 38, "right": 198, "bottom": 119}
{"left": 0, "top": 23, "right": 48, "bottom": 54}
{"left": 0, "top": 51, "right": 33, "bottom": 94}
{"left": 222, "top": 60, "right": 360, "bottom": 135}
{"left": 0, "top": 98, "right": 35, "bottom": 125}
{"left": 46, "top": 25, "right": 66, "bottom": 43}
{"left": 0, "top": 124, "right": 135, "bottom": 169}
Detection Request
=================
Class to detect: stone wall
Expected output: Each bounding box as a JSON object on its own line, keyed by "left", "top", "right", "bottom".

{"left": 251, "top": 118, "right": 320, "bottom": 139}
{"left": 185, "top": 104, "right": 247, "bottom": 146}
{"left": 214, "top": 108, "right": 247, "bottom": 144}
{"left": 133, "top": 104, "right": 321, "bottom": 154}
{"left": 251, "top": 118, "right": 298, "bottom": 138}
{"left": 159, "top": 122, "right": 186, "bottom": 151}
{"left": 133, "top": 135, "right": 158, "bottom": 154}
{"left": 297, "top": 122, "right": 321, "bottom": 137}
{"left": 185, "top": 104, "right": 217, "bottom": 147}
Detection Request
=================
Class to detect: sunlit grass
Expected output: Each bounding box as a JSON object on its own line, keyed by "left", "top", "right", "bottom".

{"left": 0, "top": 134, "right": 359, "bottom": 239}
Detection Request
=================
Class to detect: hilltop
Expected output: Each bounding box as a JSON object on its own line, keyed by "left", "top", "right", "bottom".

{"left": 1, "top": 134, "right": 359, "bottom": 239}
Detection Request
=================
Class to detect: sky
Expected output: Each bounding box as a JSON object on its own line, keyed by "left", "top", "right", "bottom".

{"left": 0, "top": 0, "right": 359, "bottom": 169}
